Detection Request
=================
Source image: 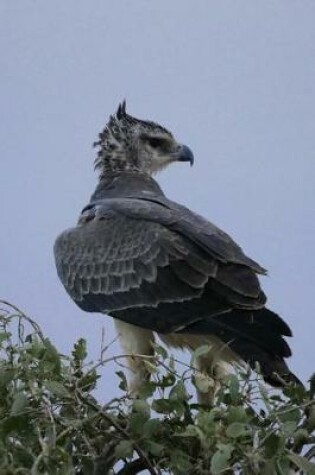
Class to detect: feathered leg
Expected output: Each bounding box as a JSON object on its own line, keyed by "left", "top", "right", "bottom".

{"left": 114, "top": 319, "right": 155, "bottom": 395}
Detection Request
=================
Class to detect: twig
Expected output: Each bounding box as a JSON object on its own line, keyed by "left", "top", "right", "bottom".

{"left": 0, "top": 299, "right": 45, "bottom": 342}
{"left": 76, "top": 389, "right": 159, "bottom": 475}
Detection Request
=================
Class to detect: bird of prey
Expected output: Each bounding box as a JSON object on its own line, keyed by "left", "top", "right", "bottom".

{"left": 54, "top": 101, "right": 300, "bottom": 402}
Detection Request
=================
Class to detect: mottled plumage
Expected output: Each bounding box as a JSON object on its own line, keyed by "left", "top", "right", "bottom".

{"left": 54, "top": 102, "right": 300, "bottom": 401}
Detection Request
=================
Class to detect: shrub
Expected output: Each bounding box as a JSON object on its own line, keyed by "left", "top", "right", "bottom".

{"left": 0, "top": 300, "right": 314, "bottom": 474}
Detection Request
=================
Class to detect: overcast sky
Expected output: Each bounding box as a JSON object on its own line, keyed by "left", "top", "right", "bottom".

{"left": 1, "top": 1, "right": 314, "bottom": 401}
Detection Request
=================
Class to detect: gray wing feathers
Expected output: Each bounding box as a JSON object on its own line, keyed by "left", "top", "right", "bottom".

{"left": 105, "top": 197, "right": 266, "bottom": 273}
{"left": 55, "top": 216, "right": 168, "bottom": 301}
{"left": 169, "top": 204, "right": 267, "bottom": 274}
{"left": 54, "top": 197, "right": 264, "bottom": 316}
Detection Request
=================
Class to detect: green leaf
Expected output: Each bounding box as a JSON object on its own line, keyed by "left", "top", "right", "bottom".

{"left": 277, "top": 407, "right": 300, "bottom": 424}
{"left": 196, "top": 411, "right": 216, "bottom": 438}
{"left": 309, "top": 373, "right": 315, "bottom": 398}
{"left": 72, "top": 338, "right": 87, "bottom": 363}
{"left": 0, "top": 368, "right": 15, "bottom": 388}
{"left": 287, "top": 452, "right": 315, "bottom": 474}
{"left": 152, "top": 342, "right": 168, "bottom": 359}
{"left": 137, "top": 380, "right": 156, "bottom": 398}
{"left": 78, "top": 370, "right": 99, "bottom": 391}
{"left": 275, "top": 456, "right": 291, "bottom": 474}
{"left": 114, "top": 440, "right": 134, "bottom": 459}
{"left": 283, "top": 382, "right": 306, "bottom": 401}
{"left": 178, "top": 424, "right": 202, "bottom": 438}
{"left": 170, "top": 449, "right": 193, "bottom": 472}
{"left": 228, "top": 374, "right": 240, "bottom": 403}
{"left": 145, "top": 440, "right": 164, "bottom": 456}
{"left": 2, "top": 414, "right": 31, "bottom": 436}
{"left": 142, "top": 418, "right": 161, "bottom": 438}
{"left": 226, "top": 406, "right": 248, "bottom": 425}
{"left": 293, "top": 428, "right": 308, "bottom": 447}
{"left": 211, "top": 444, "right": 233, "bottom": 474}
{"left": 45, "top": 381, "right": 70, "bottom": 399}
{"left": 132, "top": 399, "right": 150, "bottom": 417}
{"left": 261, "top": 459, "right": 278, "bottom": 475}
{"left": 10, "top": 392, "right": 28, "bottom": 415}
{"left": 116, "top": 370, "right": 128, "bottom": 391}
{"left": 44, "top": 338, "right": 61, "bottom": 365}
{"left": 160, "top": 373, "right": 176, "bottom": 388}
{"left": 129, "top": 411, "right": 150, "bottom": 435}
{"left": 306, "top": 404, "right": 315, "bottom": 432}
{"left": 263, "top": 433, "right": 282, "bottom": 458}
{"left": 0, "top": 331, "right": 11, "bottom": 345}
{"left": 144, "top": 359, "right": 158, "bottom": 374}
{"left": 226, "top": 422, "right": 249, "bottom": 438}
{"left": 152, "top": 398, "right": 172, "bottom": 414}
{"left": 169, "top": 381, "right": 187, "bottom": 402}
{"left": 281, "top": 420, "right": 297, "bottom": 437}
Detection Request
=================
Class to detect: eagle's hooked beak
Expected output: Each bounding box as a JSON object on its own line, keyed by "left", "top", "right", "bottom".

{"left": 176, "top": 144, "right": 194, "bottom": 166}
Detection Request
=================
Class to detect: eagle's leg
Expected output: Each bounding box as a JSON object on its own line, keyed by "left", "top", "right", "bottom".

{"left": 114, "top": 319, "right": 155, "bottom": 396}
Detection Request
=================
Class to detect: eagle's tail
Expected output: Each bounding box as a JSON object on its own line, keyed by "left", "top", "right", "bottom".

{"left": 258, "top": 355, "right": 302, "bottom": 388}
{"left": 183, "top": 307, "right": 303, "bottom": 388}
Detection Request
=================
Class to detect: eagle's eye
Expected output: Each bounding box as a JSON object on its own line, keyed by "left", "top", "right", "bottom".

{"left": 147, "top": 137, "right": 164, "bottom": 149}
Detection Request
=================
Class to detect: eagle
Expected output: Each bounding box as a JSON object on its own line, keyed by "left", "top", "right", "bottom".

{"left": 54, "top": 101, "right": 300, "bottom": 403}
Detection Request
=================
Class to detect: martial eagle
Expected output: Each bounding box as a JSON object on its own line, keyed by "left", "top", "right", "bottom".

{"left": 54, "top": 102, "right": 300, "bottom": 401}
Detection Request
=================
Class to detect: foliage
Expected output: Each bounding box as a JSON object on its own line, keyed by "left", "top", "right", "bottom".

{"left": 0, "top": 300, "right": 314, "bottom": 475}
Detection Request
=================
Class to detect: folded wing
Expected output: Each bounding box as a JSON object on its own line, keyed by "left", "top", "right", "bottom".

{"left": 54, "top": 196, "right": 298, "bottom": 385}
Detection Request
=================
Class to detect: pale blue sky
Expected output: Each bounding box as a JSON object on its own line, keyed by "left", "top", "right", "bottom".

{"left": 1, "top": 1, "right": 314, "bottom": 399}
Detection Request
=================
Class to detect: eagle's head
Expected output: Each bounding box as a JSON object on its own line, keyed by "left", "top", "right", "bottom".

{"left": 94, "top": 101, "right": 194, "bottom": 176}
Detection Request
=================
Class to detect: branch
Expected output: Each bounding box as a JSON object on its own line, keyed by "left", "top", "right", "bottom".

{"left": 0, "top": 299, "right": 45, "bottom": 342}
{"left": 76, "top": 389, "right": 159, "bottom": 475}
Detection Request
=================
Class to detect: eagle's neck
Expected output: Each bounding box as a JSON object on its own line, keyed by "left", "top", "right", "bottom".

{"left": 90, "top": 172, "right": 165, "bottom": 201}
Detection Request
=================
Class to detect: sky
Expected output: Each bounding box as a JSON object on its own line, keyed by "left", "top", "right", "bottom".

{"left": 1, "top": 1, "right": 314, "bottom": 401}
